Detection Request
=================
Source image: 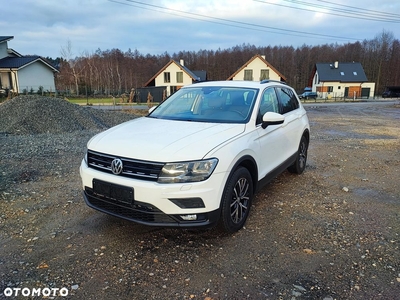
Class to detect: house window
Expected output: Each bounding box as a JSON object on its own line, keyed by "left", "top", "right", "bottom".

{"left": 176, "top": 72, "right": 183, "bottom": 83}
{"left": 244, "top": 70, "right": 253, "bottom": 81}
{"left": 327, "top": 86, "right": 333, "bottom": 93}
{"left": 340, "top": 72, "right": 345, "bottom": 76}
{"left": 164, "top": 72, "right": 171, "bottom": 83}
{"left": 353, "top": 72, "right": 358, "bottom": 75}
{"left": 260, "top": 69, "right": 269, "bottom": 80}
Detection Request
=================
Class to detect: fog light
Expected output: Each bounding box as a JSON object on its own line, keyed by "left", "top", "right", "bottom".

{"left": 180, "top": 214, "right": 197, "bottom": 221}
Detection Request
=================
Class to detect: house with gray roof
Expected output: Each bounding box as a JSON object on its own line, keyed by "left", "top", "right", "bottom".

{"left": 144, "top": 59, "right": 206, "bottom": 98}
{"left": 309, "top": 61, "right": 375, "bottom": 99}
{"left": 0, "top": 36, "right": 58, "bottom": 95}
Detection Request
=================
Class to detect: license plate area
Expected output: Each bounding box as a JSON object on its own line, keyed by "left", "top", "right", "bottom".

{"left": 93, "top": 179, "right": 134, "bottom": 205}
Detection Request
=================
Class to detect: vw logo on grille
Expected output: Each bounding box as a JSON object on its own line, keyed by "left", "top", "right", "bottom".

{"left": 111, "top": 158, "right": 123, "bottom": 175}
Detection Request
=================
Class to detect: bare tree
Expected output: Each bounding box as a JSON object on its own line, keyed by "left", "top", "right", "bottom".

{"left": 60, "top": 40, "right": 85, "bottom": 96}
{"left": 55, "top": 31, "right": 400, "bottom": 97}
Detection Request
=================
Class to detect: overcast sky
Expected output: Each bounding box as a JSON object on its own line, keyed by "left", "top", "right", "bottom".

{"left": 3, "top": 0, "right": 400, "bottom": 59}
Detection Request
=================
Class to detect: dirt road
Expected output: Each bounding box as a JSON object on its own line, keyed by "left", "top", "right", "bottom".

{"left": 1, "top": 100, "right": 399, "bottom": 299}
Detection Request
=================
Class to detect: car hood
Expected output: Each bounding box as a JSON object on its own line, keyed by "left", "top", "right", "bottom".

{"left": 88, "top": 117, "right": 245, "bottom": 162}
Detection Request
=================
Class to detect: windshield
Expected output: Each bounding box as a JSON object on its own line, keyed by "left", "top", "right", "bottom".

{"left": 148, "top": 86, "right": 258, "bottom": 123}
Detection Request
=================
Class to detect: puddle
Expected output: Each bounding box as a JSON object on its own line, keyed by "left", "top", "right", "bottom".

{"left": 324, "top": 129, "right": 394, "bottom": 140}
{"left": 352, "top": 187, "right": 398, "bottom": 204}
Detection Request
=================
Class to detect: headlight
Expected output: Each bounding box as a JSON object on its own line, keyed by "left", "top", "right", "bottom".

{"left": 158, "top": 158, "right": 218, "bottom": 183}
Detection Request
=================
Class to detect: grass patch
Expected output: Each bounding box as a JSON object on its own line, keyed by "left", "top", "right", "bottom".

{"left": 67, "top": 98, "right": 119, "bottom": 105}
{"left": 66, "top": 97, "right": 158, "bottom": 107}
{"left": 123, "top": 109, "right": 149, "bottom": 117}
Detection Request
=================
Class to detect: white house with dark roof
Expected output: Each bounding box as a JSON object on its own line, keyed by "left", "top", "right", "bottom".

{"left": 0, "top": 36, "right": 58, "bottom": 95}
{"left": 144, "top": 59, "right": 206, "bottom": 97}
{"left": 227, "top": 54, "right": 286, "bottom": 82}
{"left": 309, "top": 61, "right": 375, "bottom": 99}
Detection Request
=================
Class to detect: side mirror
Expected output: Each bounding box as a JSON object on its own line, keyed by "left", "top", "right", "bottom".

{"left": 262, "top": 112, "right": 285, "bottom": 129}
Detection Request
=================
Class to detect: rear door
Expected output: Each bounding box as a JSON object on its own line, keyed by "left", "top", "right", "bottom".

{"left": 275, "top": 87, "right": 304, "bottom": 160}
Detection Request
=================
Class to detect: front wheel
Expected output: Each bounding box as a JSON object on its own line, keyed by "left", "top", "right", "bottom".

{"left": 219, "top": 167, "right": 253, "bottom": 233}
{"left": 288, "top": 135, "right": 309, "bottom": 174}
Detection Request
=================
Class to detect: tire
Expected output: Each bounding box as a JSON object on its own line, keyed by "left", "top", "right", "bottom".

{"left": 288, "top": 135, "right": 308, "bottom": 174}
{"left": 219, "top": 167, "right": 253, "bottom": 233}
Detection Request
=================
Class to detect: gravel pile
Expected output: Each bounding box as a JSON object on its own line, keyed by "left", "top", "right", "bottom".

{"left": 0, "top": 95, "right": 139, "bottom": 196}
{"left": 0, "top": 95, "right": 136, "bottom": 135}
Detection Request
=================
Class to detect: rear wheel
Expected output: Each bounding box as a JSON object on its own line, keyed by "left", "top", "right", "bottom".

{"left": 219, "top": 167, "right": 253, "bottom": 233}
{"left": 288, "top": 135, "right": 308, "bottom": 174}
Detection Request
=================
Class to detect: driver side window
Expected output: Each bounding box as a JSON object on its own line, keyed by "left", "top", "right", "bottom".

{"left": 258, "top": 88, "right": 279, "bottom": 123}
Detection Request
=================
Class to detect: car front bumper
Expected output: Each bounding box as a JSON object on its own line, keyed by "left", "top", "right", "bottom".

{"left": 80, "top": 160, "right": 225, "bottom": 228}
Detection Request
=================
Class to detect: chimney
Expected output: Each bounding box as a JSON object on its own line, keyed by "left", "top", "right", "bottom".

{"left": 261, "top": 55, "right": 266, "bottom": 60}
{"left": 180, "top": 59, "right": 184, "bottom": 66}
{"left": 334, "top": 61, "right": 339, "bottom": 69}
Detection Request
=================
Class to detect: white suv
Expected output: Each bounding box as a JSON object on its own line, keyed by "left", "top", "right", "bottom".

{"left": 80, "top": 80, "right": 310, "bottom": 232}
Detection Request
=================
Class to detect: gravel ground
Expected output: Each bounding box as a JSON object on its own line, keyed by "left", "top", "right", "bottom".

{"left": 0, "top": 96, "right": 399, "bottom": 299}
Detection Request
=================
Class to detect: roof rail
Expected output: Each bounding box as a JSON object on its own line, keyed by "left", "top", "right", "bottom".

{"left": 260, "top": 79, "right": 287, "bottom": 85}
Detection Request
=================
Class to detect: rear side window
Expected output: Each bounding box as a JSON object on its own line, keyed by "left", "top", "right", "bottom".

{"left": 276, "top": 87, "right": 299, "bottom": 114}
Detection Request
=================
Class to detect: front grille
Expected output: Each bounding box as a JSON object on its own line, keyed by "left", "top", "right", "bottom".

{"left": 87, "top": 150, "right": 164, "bottom": 181}
{"left": 84, "top": 187, "right": 177, "bottom": 224}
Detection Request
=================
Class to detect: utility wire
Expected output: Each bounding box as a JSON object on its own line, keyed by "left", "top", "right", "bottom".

{"left": 317, "top": 0, "right": 400, "bottom": 18}
{"left": 107, "top": 0, "right": 309, "bottom": 38}
{"left": 284, "top": 0, "right": 400, "bottom": 21}
{"left": 108, "top": 0, "right": 360, "bottom": 41}
{"left": 254, "top": 0, "right": 400, "bottom": 23}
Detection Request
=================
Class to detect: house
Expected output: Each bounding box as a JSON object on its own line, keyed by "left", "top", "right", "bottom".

{"left": 144, "top": 59, "right": 206, "bottom": 99}
{"left": 0, "top": 36, "right": 58, "bottom": 95}
{"left": 227, "top": 54, "right": 286, "bottom": 82}
{"left": 309, "top": 61, "right": 375, "bottom": 99}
